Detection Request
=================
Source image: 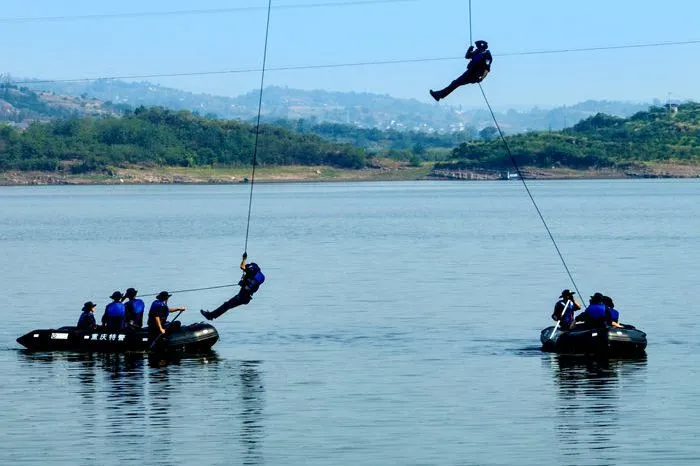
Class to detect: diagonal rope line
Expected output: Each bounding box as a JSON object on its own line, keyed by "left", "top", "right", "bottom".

{"left": 477, "top": 83, "right": 582, "bottom": 298}
{"left": 243, "top": 0, "right": 273, "bottom": 256}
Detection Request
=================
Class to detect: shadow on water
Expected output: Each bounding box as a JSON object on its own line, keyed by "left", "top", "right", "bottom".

{"left": 543, "top": 353, "right": 647, "bottom": 463}
{"left": 16, "top": 351, "right": 266, "bottom": 466}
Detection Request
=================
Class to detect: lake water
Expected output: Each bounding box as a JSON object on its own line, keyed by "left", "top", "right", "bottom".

{"left": 1, "top": 180, "right": 699, "bottom": 465}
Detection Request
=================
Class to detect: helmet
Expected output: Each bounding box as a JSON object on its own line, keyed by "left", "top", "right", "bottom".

{"left": 475, "top": 40, "right": 488, "bottom": 50}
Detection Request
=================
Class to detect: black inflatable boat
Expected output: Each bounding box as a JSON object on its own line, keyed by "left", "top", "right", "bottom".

{"left": 16, "top": 322, "right": 219, "bottom": 353}
{"left": 540, "top": 324, "right": 647, "bottom": 356}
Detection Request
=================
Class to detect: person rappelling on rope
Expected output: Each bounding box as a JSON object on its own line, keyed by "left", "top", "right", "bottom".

{"left": 200, "top": 253, "right": 265, "bottom": 320}
{"left": 430, "top": 40, "right": 492, "bottom": 102}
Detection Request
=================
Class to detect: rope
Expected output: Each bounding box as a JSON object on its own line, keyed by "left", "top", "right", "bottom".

{"left": 11, "top": 39, "right": 700, "bottom": 86}
{"left": 468, "top": 0, "right": 473, "bottom": 45}
{"left": 243, "top": 0, "right": 273, "bottom": 256}
{"left": 139, "top": 283, "right": 237, "bottom": 298}
{"left": 467, "top": 1, "right": 582, "bottom": 299}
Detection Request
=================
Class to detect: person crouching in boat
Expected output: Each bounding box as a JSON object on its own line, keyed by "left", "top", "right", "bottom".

{"left": 77, "top": 301, "right": 98, "bottom": 330}
{"left": 574, "top": 292, "right": 609, "bottom": 328}
{"left": 102, "top": 291, "right": 126, "bottom": 331}
{"left": 551, "top": 289, "right": 581, "bottom": 329}
{"left": 200, "top": 253, "right": 265, "bottom": 321}
{"left": 147, "top": 291, "right": 186, "bottom": 340}
{"left": 602, "top": 295, "right": 624, "bottom": 328}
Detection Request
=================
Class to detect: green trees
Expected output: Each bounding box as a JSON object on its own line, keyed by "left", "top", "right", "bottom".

{"left": 438, "top": 103, "right": 700, "bottom": 171}
{"left": 0, "top": 107, "right": 368, "bottom": 173}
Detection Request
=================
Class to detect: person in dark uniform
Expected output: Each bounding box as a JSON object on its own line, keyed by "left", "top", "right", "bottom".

{"left": 602, "top": 295, "right": 624, "bottom": 328}
{"left": 575, "top": 292, "right": 609, "bottom": 328}
{"left": 430, "top": 39, "right": 493, "bottom": 101}
{"left": 77, "top": 301, "right": 98, "bottom": 330}
{"left": 551, "top": 289, "right": 581, "bottom": 329}
{"left": 200, "top": 253, "right": 265, "bottom": 321}
{"left": 101, "top": 291, "right": 126, "bottom": 331}
{"left": 124, "top": 287, "right": 146, "bottom": 328}
{"left": 147, "top": 291, "right": 187, "bottom": 339}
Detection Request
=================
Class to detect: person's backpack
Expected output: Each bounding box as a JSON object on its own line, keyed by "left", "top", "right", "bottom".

{"left": 244, "top": 263, "right": 265, "bottom": 292}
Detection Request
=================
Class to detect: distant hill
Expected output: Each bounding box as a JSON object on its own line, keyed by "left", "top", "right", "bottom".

{"left": 0, "top": 84, "right": 124, "bottom": 126}
{"left": 20, "top": 78, "right": 654, "bottom": 133}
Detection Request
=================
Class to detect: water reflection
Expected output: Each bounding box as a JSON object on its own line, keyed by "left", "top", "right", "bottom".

{"left": 544, "top": 354, "right": 647, "bottom": 463}
{"left": 16, "top": 351, "right": 265, "bottom": 466}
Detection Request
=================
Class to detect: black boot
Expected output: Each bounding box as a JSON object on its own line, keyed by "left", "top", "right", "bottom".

{"left": 429, "top": 89, "right": 441, "bottom": 102}
{"left": 200, "top": 309, "right": 214, "bottom": 321}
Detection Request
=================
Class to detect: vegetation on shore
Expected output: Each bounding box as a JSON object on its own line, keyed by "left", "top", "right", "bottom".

{"left": 0, "top": 100, "right": 698, "bottom": 183}
{"left": 437, "top": 102, "right": 699, "bottom": 171}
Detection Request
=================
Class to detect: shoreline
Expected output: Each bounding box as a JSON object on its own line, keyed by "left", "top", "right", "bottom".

{"left": 1, "top": 162, "right": 700, "bottom": 186}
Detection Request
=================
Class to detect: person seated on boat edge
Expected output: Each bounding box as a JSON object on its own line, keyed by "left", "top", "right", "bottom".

{"left": 429, "top": 39, "right": 493, "bottom": 102}
{"left": 147, "top": 291, "right": 187, "bottom": 339}
{"left": 574, "top": 292, "right": 610, "bottom": 328}
{"left": 201, "top": 253, "right": 265, "bottom": 321}
{"left": 124, "top": 287, "right": 146, "bottom": 329}
{"left": 77, "top": 301, "right": 98, "bottom": 330}
{"left": 551, "top": 289, "right": 581, "bottom": 329}
{"left": 101, "top": 291, "right": 126, "bottom": 331}
{"left": 602, "top": 295, "right": 624, "bottom": 328}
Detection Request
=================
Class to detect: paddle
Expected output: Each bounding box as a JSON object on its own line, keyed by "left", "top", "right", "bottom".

{"left": 149, "top": 310, "right": 185, "bottom": 351}
{"left": 549, "top": 299, "right": 571, "bottom": 340}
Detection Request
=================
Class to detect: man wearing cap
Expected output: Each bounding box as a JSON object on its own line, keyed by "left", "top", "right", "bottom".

{"left": 77, "top": 301, "right": 98, "bottom": 330}
{"left": 575, "top": 292, "right": 609, "bottom": 328}
{"left": 101, "top": 291, "right": 126, "bottom": 331}
{"left": 147, "top": 291, "right": 187, "bottom": 339}
{"left": 429, "top": 39, "right": 493, "bottom": 102}
{"left": 551, "top": 289, "right": 581, "bottom": 329}
{"left": 124, "top": 287, "right": 146, "bottom": 329}
{"left": 200, "top": 253, "right": 265, "bottom": 321}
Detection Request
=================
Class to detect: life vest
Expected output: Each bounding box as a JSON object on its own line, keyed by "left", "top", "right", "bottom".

{"left": 585, "top": 303, "right": 607, "bottom": 319}
{"left": 557, "top": 299, "right": 576, "bottom": 326}
{"left": 243, "top": 263, "right": 265, "bottom": 293}
{"left": 106, "top": 301, "right": 125, "bottom": 317}
{"left": 126, "top": 299, "right": 146, "bottom": 327}
{"left": 609, "top": 308, "right": 620, "bottom": 323}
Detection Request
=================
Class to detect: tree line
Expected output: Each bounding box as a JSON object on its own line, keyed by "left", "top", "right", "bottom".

{"left": 437, "top": 103, "right": 699, "bottom": 171}
{"left": 0, "top": 106, "right": 367, "bottom": 173}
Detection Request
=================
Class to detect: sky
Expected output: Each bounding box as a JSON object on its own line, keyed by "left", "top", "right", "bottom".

{"left": 1, "top": 0, "right": 699, "bottom": 108}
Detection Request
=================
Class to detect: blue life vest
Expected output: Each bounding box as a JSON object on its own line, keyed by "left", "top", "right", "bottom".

{"left": 585, "top": 303, "right": 607, "bottom": 319}
{"left": 125, "top": 299, "right": 145, "bottom": 327}
{"left": 560, "top": 301, "right": 576, "bottom": 327}
{"left": 609, "top": 308, "right": 620, "bottom": 323}
{"left": 106, "top": 301, "right": 125, "bottom": 318}
{"left": 102, "top": 301, "right": 126, "bottom": 330}
{"left": 243, "top": 263, "right": 265, "bottom": 293}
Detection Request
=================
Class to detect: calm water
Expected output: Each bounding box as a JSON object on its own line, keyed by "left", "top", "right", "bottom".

{"left": 1, "top": 180, "right": 699, "bottom": 465}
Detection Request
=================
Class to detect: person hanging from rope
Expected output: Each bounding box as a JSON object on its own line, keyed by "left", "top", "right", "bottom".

{"left": 430, "top": 39, "right": 492, "bottom": 102}
{"left": 200, "top": 253, "right": 265, "bottom": 321}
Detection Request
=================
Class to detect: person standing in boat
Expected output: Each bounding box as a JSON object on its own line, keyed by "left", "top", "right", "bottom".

{"left": 147, "top": 291, "right": 187, "bottom": 339}
{"left": 429, "top": 40, "right": 493, "bottom": 102}
{"left": 101, "top": 291, "right": 126, "bottom": 331}
{"left": 77, "top": 301, "right": 98, "bottom": 330}
{"left": 551, "top": 289, "right": 581, "bottom": 329}
{"left": 200, "top": 253, "right": 265, "bottom": 321}
{"left": 575, "top": 292, "right": 609, "bottom": 328}
{"left": 124, "top": 287, "right": 146, "bottom": 328}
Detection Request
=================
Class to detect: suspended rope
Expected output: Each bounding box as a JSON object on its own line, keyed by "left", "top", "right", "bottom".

{"left": 468, "top": 0, "right": 582, "bottom": 298}
{"left": 140, "top": 283, "right": 237, "bottom": 298}
{"left": 243, "top": 0, "right": 273, "bottom": 256}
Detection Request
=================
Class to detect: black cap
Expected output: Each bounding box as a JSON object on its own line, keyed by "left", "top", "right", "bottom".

{"left": 475, "top": 40, "right": 488, "bottom": 49}
{"left": 110, "top": 291, "right": 123, "bottom": 300}
{"left": 559, "top": 289, "right": 575, "bottom": 298}
{"left": 125, "top": 288, "right": 138, "bottom": 297}
{"left": 156, "top": 291, "right": 172, "bottom": 300}
{"left": 82, "top": 301, "right": 96, "bottom": 312}
{"left": 590, "top": 292, "right": 605, "bottom": 303}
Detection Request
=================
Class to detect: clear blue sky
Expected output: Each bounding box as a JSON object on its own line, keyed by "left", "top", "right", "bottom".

{"left": 2, "top": 0, "right": 699, "bottom": 108}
